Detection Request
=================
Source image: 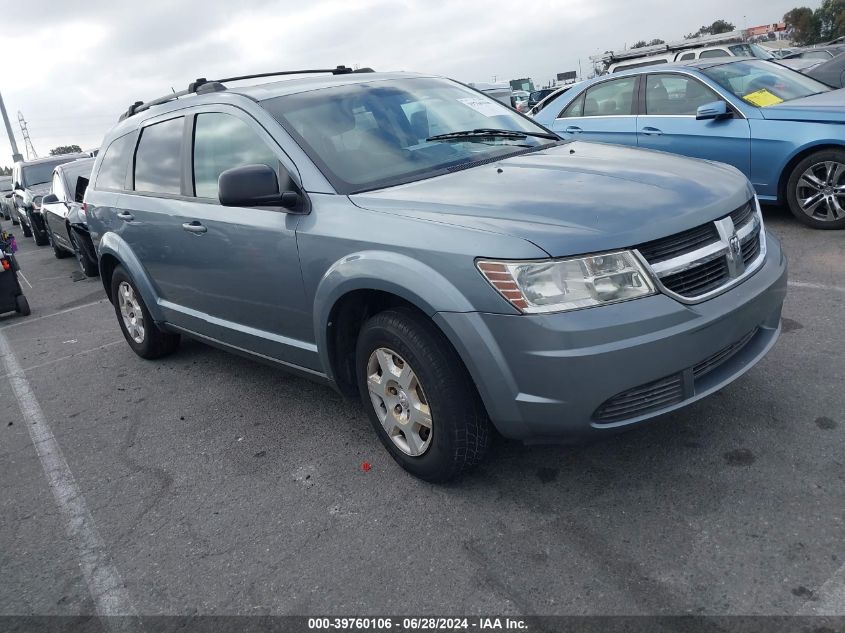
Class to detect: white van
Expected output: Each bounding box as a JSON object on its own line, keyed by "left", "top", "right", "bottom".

{"left": 607, "top": 42, "right": 771, "bottom": 73}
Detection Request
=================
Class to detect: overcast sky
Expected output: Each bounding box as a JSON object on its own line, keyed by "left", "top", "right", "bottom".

{"left": 0, "top": 0, "right": 806, "bottom": 166}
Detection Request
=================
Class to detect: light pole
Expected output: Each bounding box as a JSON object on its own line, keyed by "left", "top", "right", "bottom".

{"left": 0, "top": 91, "right": 23, "bottom": 163}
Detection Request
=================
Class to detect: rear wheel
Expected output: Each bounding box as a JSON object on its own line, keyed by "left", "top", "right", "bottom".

{"left": 786, "top": 150, "right": 845, "bottom": 229}
{"left": 356, "top": 308, "right": 490, "bottom": 482}
{"left": 46, "top": 220, "right": 70, "bottom": 259}
{"left": 19, "top": 211, "right": 31, "bottom": 237}
{"left": 111, "top": 265, "right": 179, "bottom": 359}
{"left": 15, "top": 294, "right": 30, "bottom": 316}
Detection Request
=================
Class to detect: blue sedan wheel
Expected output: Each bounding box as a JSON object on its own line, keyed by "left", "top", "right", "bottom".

{"left": 787, "top": 150, "right": 845, "bottom": 230}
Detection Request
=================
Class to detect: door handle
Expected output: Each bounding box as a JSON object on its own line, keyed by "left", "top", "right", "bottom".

{"left": 641, "top": 126, "right": 663, "bottom": 136}
{"left": 182, "top": 221, "right": 207, "bottom": 234}
{"left": 564, "top": 126, "right": 582, "bottom": 134}
{"left": 117, "top": 211, "right": 134, "bottom": 222}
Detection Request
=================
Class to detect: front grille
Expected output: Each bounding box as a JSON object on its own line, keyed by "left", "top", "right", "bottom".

{"left": 742, "top": 232, "right": 761, "bottom": 265}
{"left": 593, "top": 375, "right": 684, "bottom": 423}
{"left": 660, "top": 256, "right": 729, "bottom": 297}
{"left": 636, "top": 201, "right": 763, "bottom": 301}
{"left": 730, "top": 201, "right": 754, "bottom": 228}
{"left": 693, "top": 328, "right": 758, "bottom": 380}
{"left": 594, "top": 328, "right": 758, "bottom": 423}
{"left": 637, "top": 223, "right": 718, "bottom": 264}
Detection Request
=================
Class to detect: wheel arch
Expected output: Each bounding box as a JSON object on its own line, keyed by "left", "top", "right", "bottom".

{"left": 97, "top": 232, "right": 164, "bottom": 321}
{"left": 777, "top": 142, "right": 845, "bottom": 203}
{"left": 313, "top": 251, "right": 477, "bottom": 396}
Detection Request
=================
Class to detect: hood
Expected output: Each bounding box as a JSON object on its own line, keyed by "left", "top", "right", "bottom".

{"left": 350, "top": 142, "right": 753, "bottom": 257}
{"left": 760, "top": 89, "right": 845, "bottom": 122}
{"left": 26, "top": 182, "right": 52, "bottom": 197}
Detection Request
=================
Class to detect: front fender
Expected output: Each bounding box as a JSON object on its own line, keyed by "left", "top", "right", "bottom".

{"left": 98, "top": 231, "right": 164, "bottom": 323}
{"left": 312, "top": 250, "right": 476, "bottom": 380}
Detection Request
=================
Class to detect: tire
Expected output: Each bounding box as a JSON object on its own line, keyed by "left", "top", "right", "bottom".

{"left": 786, "top": 149, "right": 845, "bottom": 229}
{"left": 69, "top": 230, "right": 98, "bottom": 277}
{"left": 31, "top": 213, "right": 49, "bottom": 246}
{"left": 110, "top": 265, "right": 179, "bottom": 359}
{"left": 11, "top": 215, "right": 19, "bottom": 226}
{"left": 47, "top": 221, "right": 70, "bottom": 259}
{"left": 356, "top": 307, "right": 491, "bottom": 482}
{"left": 19, "top": 212, "right": 31, "bottom": 237}
{"left": 15, "top": 294, "right": 30, "bottom": 316}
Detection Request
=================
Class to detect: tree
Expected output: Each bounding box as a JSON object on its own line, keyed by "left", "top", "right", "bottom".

{"left": 816, "top": 0, "right": 845, "bottom": 39}
{"left": 686, "top": 19, "right": 735, "bottom": 39}
{"left": 784, "top": 7, "right": 821, "bottom": 44}
{"left": 49, "top": 145, "right": 82, "bottom": 156}
{"left": 631, "top": 40, "right": 648, "bottom": 48}
{"left": 648, "top": 38, "right": 666, "bottom": 45}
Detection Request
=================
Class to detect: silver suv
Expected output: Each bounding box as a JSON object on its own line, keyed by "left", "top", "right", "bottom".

{"left": 85, "top": 67, "right": 787, "bottom": 481}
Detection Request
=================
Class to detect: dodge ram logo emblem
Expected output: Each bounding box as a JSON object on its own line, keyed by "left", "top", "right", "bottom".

{"left": 715, "top": 217, "right": 746, "bottom": 279}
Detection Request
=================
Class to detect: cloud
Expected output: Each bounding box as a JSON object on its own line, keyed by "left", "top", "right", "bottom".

{"left": 0, "top": 0, "right": 799, "bottom": 165}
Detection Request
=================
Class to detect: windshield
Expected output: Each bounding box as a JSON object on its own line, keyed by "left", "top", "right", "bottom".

{"left": 260, "top": 77, "right": 557, "bottom": 193}
{"left": 701, "top": 59, "right": 832, "bottom": 107}
{"left": 22, "top": 157, "right": 81, "bottom": 187}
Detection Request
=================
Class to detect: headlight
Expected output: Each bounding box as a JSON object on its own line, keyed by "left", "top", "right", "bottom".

{"left": 477, "top": 251, "right": 656, "bottom": 314}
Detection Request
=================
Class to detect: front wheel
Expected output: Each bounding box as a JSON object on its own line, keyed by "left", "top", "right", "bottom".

{"left": 356, "top": 308, "right": 491, "bottom": 482}
{"left": 69, "top": 230, "right": 98, "bottom": 276}
{"left": 110, "top": 265, "right": 179, "bottom": 359}
{"left": 786, "top": 150, "right": 845, "bottom": 229}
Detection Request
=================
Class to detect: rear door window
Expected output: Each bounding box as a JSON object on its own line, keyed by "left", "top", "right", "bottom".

{"left": 700, "top": 49, "right": 730, "bottom": 59}
{"left": 134, "top": 118, "right": 184, "bottom": 194}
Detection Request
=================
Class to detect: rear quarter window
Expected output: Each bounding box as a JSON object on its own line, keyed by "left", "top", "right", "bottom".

{"left": 95, "top": 133, "right": 136, "bottom": 191}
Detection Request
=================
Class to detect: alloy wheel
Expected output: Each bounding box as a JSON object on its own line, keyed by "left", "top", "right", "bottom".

{"left": 366, "top": 347, "right": 433, "bottom": 457}
{"left": 796, "top": 161, "right": 845, "bottom": 222}
{"left": 117, "top": 281, "right": 145, "bottom": 344}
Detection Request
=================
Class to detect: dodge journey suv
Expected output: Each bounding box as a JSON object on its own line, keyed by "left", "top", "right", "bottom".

{"left": 86, "top": 66, "right": 787, "bottom": 482}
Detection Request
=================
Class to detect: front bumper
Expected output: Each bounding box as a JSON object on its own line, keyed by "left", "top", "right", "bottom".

{"left": 435, "top": 231, "right": 788, "bottom": 442}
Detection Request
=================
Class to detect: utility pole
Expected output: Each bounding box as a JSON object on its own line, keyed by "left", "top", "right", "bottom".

{"left": 17, "top": 111, "right": 37, "bottom": 160}
{"left": 0, "top": 92, "right": 23, "bottom": 163}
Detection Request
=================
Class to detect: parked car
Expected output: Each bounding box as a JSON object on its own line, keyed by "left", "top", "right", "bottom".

{"left": 527, "top": 83, "right": 582, "bottom": 116}
{"left": 783, "top": 45, "right": 845, "bottom": 61}
{"left": 512, "top": 90, "right": 530, "bottom": 111}
{"left": 534, "top": 58, "right": 845, "bottom": 229}
{"left": 802, "top": 51, "right": 845, "bottom": 88}
{"left": 86, "top": 68, "right": 786, "bottom": 481}
{"left": 608, "top": 42, "right": 771, "bottom": 73}
{"left": 527, "top": 87, "right": 558, "bottom": 110}
{"left": 0, "top": 176, "right": 13, "bottom": 221}
{"left": 11, "top": 154, "right": 90, "bottom": 244}
{"left": 40, "top": 157, "right": 98, "bottom": 275}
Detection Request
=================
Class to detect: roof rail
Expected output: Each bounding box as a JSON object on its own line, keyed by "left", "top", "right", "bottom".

{"left": 118, "top": 65, "right": 374, "bottom": 122}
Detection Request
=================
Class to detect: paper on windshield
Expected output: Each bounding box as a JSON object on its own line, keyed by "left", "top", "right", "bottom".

{"left": 743, "top": 89, "right": 784, "bottom": 108}
{"left": 457, "top": 97, "right": 507, "bottom": 116}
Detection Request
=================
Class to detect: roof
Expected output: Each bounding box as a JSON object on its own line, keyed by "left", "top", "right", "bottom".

{"left": 15, "top": 153, "right": 90, "bottom": 167}
{"left": 55, "top": 157, "right": 95, "bottom": 175}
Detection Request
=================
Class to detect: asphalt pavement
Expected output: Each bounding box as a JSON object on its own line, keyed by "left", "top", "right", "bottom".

{"left": 0, "top": 204, "right": 842, "bottom": 617}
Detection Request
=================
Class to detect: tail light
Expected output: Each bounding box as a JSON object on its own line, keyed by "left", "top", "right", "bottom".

{"left": 1, "top": 258, "right": 10, "bottom": 271}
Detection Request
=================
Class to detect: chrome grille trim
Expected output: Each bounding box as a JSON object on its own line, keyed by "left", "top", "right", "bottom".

{"left": 634, "top": 198, "right": 767, "bottom": 304}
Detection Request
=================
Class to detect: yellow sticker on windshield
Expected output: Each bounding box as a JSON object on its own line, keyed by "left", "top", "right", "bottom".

{"left": 743, "top": 89, "right": 785, "bottom": 107}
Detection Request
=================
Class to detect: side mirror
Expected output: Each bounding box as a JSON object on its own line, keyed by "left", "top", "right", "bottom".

{"left": 41, "top": 193, "right": 60, "bottom": 205}
{"left": 218, "top": 164, "right": 302, "bottom": 212}
{"left": 696, "top": 100, "right": 731, "bottom": 120}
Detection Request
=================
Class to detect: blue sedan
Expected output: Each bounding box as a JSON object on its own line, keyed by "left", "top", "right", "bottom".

{"left": 533, "top": 59, "right": 845, "bottom": 229}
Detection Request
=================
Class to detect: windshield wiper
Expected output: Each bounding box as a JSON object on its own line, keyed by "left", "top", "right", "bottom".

{"left": 426, "top": 128, "right": 559, "bottom": 142}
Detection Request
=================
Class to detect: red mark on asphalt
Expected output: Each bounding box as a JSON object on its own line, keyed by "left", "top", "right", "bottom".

{"left": 361, "top": 462, "right": 372, "bottom": 472}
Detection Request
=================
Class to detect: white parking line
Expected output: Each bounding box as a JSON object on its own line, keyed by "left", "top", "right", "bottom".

{"left": 788, "top": 280, "right": 845, "bottom": 293}
{"left": 0, "top": 299, "right": 108, "bottom": 330}
{"left": 0, "top": 340, "right": 125, "bottom": 380}
{"left": 0, "top": 330, "right": 138, "bottom": 622}
{"left": 798, "top": 563, "right": 845, "bottom": 615}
